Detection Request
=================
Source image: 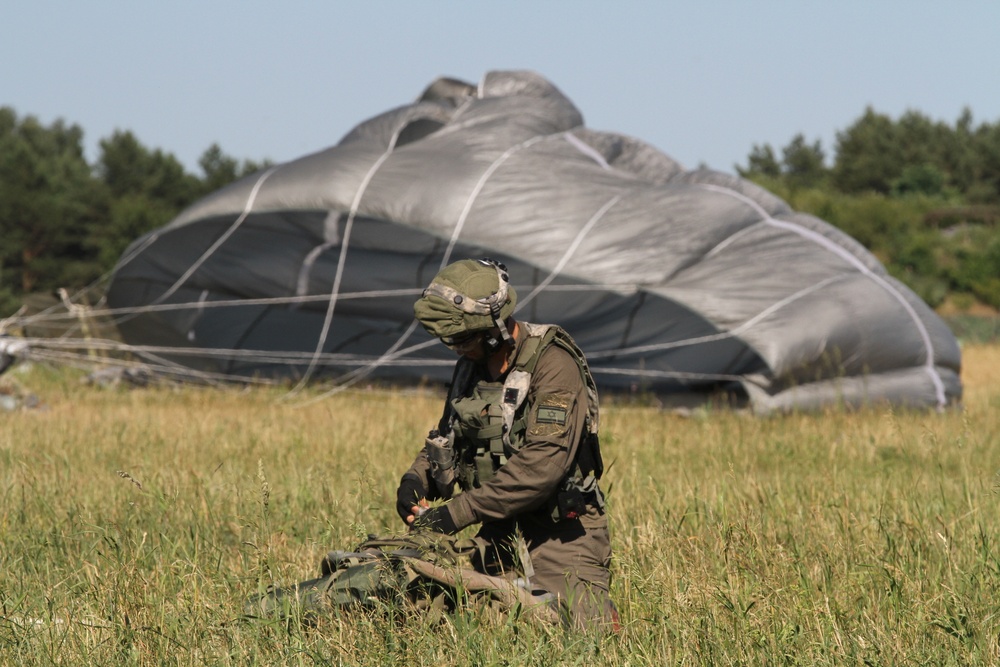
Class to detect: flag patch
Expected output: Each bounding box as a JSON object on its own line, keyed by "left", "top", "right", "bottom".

{"left": 536, "top": 406, "right": 567, "bottom": 425}
{"left": 529, "top": 392, "right": 572, "bottom": 437}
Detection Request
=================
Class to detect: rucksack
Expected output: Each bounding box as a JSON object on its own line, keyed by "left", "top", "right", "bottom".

{"left": 244, "top": 530, "right": 558, "bottom": 624}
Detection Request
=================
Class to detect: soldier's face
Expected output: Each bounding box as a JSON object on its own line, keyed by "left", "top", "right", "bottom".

{"left": 442, "top": 331, "right": 487, "bottom": 360}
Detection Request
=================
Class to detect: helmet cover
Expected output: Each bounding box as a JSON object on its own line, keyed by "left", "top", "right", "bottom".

{"left": 413, "top": 259, "right": 517, "bottom": 339}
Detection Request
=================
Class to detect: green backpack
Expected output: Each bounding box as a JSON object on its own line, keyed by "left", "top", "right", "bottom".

{"left": 244, "top": 530, "right": 558, "bottom": 624}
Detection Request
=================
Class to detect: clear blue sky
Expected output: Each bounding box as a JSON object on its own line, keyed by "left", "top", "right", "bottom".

{"left": 4, "top": 1, "right": 999, "bottom": 175}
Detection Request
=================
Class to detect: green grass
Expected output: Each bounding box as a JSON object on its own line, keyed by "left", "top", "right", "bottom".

{"left": 1, "top": 346, "right": 999, "bottom": 665}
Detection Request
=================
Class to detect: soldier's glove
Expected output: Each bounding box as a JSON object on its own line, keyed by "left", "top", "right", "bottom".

{"left": 412, "top": 505, "right": 458, "bottom": 535}
{"left": 396, "top": 473, "right": 427, "bottom": 523}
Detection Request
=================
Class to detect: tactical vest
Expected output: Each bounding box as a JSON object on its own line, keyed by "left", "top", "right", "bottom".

{"left": 424, "top": 323, "right": 604, "bottom": 516}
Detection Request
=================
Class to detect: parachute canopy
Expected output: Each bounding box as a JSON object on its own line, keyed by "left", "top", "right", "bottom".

{"left": 103, "top": 70, "right": 961, "bottom": 412}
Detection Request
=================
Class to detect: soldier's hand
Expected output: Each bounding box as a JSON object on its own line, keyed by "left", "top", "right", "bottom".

{"left": 412, "top": 504, "right": 458, "bottom": 535}
{"left": 396, "top": 473, "right": 427, "bottom": 524}
{"left": 406, "top": 499, "right": 430, "bottom": 525}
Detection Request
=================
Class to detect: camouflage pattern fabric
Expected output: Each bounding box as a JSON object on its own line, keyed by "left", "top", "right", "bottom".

{"left": 244, "top": 530, "right": 559, "bottom": 624}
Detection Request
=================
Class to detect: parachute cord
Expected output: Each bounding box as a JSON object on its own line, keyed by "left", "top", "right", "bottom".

{"left": 593, "top": 367, "right": 746, "bottom": 383}
{"left": 8, "top": 332, "right": 451, "bottom": 375}
{"left": 4, "top": 273, "right": 870, "bottom": 391}
{"left": 290, "top": 328, "right": 441, "bottom": 408}
{"left": 515, "top": 194, "right": 621, "bottom": 311}
{"left": 288, "top": 125, "right": 407, "bottom": 395}
{"left": 441, "top": 133, "right": 549, "bottom": 267}
{"left": 141, "top": 165, "right": 280, "bottom": 312}
{"left": 563, "top": 132, "right": 611, "bottom": 169}
{"left": 16, "top": 336, "right": 449, "bottom": 366}
{"left": 0, "top": 305, "right": 27, "bottom": 335}
{"left": 584, "top": 275, "right": 846, "bottom": 359}
{"left": 291, "top": 128, "right": 572, "bottom": 399}
{"left": 11, "top": 288, "right": 425, "bottom": 327}
{"left": 692, "top": 182, "right": 948, "bottom": 410}
{"left": 111, "top": 232, "right": 164, "bottom": 274}
{"left": 18, "top": 347, "right": 259, "bottom": 386}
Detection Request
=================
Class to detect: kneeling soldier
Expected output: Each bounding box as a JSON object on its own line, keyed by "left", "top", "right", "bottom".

{"left": 397, "top": 258, "right": 617, "bottom": 629}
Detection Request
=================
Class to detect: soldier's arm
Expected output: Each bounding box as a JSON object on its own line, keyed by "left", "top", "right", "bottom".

{"left": 447, "top": 345, "right": 586, "bottom": 528}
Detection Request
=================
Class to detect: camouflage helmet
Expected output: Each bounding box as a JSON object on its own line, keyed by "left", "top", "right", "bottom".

{"left": 414, "top": 259, "right": 517, "bottom": 341}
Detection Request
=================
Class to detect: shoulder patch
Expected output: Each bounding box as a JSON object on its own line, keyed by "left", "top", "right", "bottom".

{"left": 536, "top": 405, "right": 567, "bottom": 425}
{"left": 528, "top": 392, "right": 572, "bottom": 437}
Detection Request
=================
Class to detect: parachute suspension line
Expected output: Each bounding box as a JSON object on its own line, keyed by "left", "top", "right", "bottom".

{"left": 40, "top": 336, "right": 405, "bottom": 367}
{"left": 8, "top": 286, "right": 431, "bottom": 382}
{"left": 515, "top": 194, "right": 622, "bottom": 310}
{"left": 563, "top": 132, "right": 611, "bottom": 169}
{"left": 112, "top": 231, "right": 165, "bottom": 273}
{"left": 585, "top": 275, "right": 847, "bottom": 359}
{"left": 694, "top": 182, "right": 948, "bottom": 409}
{"left": 594, "top": 367, "right": 746, "bottom": 383}
{"left": 7, "top": 277, "right": 111, "bottom": 335}
{"left": 441, "top": 134, "right": 549, "bottom": 266}
{"left": 298, "top": 135, "right": 572, "bottom": 400}
{"left": 11, "top": 337, "right": 238, "bottom": 385}
{"left": 123, "top": 165, "right": 281, "bottom": 324}
{"left": 0, "top": 304, "right": 28, "bottom": 335}
{"left": 20, "top": 229, "right": 167, "bottom": 338}
{"left": 287, "top": 126, "right": 411, "bottom": 395}
{"left": 14, "top": 288, "right": 426, "bottom": 327}
{"left": 9, "top": 333, "right": 446, "bottom": 372}
{"left": 290, "top": 324, "right": 442, "bottom": 408}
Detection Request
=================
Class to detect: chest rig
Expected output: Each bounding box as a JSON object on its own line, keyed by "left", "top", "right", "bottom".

{"left": 424, "top": 323, "right": 603, "bottom": 514}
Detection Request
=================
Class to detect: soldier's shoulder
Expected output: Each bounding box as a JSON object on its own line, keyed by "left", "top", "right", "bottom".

{"left": 534, "top": 343, "right": 581, "bottom": 385}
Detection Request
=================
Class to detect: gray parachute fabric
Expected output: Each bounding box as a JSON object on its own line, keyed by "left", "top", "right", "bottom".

{"left": 105, "top": 70, "right": 961, "bottom": 413}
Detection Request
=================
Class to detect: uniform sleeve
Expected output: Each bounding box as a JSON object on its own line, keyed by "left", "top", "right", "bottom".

{"left": 447, "top": 345, "right": 587, "bottom": 528}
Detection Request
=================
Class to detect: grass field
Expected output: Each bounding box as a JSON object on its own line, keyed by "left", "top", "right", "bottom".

{"left": 1, "top": 345, "right": 999, "bottom": 665}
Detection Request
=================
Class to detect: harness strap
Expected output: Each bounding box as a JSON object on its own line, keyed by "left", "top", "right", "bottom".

{"left": 499, "top": 369, "right": 531, "bottom": 453}
{"left": 444, "top": 322, "right": 604, "bottom": 494}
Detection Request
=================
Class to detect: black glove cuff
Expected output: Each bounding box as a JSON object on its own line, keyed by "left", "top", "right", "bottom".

{"left": 413, "top": 505, "right": 458, "bottom": 535}
{"left": 396, "top": 473, "right": 427, "bottom": 523}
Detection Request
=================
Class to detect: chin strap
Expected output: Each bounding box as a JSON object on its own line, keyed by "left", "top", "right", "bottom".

{"left": 478, "top": 259, "right": 513, "bottom": 344}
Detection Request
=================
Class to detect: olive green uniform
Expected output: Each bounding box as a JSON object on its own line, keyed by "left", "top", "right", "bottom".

{"left": 404, "top": 323, "right": 614, "bottom": 627}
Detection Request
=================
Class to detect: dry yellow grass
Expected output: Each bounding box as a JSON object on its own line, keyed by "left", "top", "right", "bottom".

{"left": 962, "top": 343, "right": 1000, "bottom": 403}
{"left": 0, "top": 345, "right": 998, "bottom": 664}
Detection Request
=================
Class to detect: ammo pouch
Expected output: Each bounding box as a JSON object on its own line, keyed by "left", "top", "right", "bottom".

{"left": 551, "top": 428, "right": 605, "bottom": 521}
{"left": 451, "top": 381, "right": 526, "bottom": 487}
{"left": 552, "top": 473, "right": 605, "bottom": 522}
{"left": 424, "top": 429, "right": 456, "bottom": 495}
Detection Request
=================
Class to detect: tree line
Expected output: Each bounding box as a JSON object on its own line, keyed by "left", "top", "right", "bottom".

{"left": 2, "top": 104, "right": 999, "bottom": 321}
{"left": 0, "top": 106, "right": 269, "bottom": 317}
{"left": 737, "top": 106, "right": 1000, "bottom": 313}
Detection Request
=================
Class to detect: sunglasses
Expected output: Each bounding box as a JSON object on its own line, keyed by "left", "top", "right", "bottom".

{"left": 440, "top": 331, "right": 483, "bottom": 349}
